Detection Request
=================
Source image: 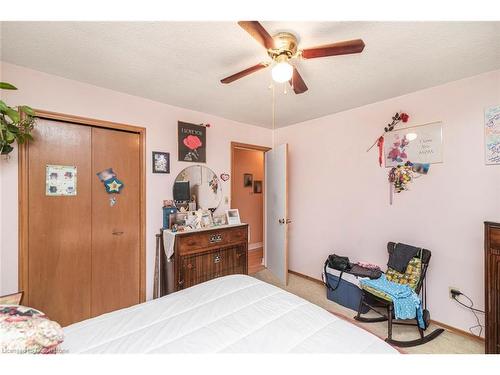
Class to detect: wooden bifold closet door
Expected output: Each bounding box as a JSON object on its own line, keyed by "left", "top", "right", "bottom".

{"left": 26, "top": 117, "right": 141, "bottom": 327}
{"left": 27, "top": 120, "right": 92, "bottom": 327}
{"left": 91, "top": 127, "right": 140, "bottom": 317}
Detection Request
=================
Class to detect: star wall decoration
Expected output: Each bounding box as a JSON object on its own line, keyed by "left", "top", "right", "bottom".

{"left": 104, "top": 177, "right": 124, "bottom": 194}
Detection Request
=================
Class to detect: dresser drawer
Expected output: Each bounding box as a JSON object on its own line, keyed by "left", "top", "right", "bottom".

{"left": 489, "top": 227, "right": 500, "bottom": 254}
{"left": 180, "top": 253, "right": 215, "bottom": 289}
{"left": 180, "top": 245, "right": 247, "bottom": 288}
{"left": 177, "top": 227, "right": 247, "bottom": 255}
{"left": 166, "top": 224, "right": 249, "bottom": 294}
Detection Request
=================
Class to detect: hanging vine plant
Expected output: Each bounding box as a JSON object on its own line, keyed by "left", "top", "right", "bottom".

{"left": 0, "top": 82, "right": 36, "bottom": 156}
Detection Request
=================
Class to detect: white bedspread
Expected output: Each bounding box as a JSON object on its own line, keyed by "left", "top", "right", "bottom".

{"left": 62, "top": 275, "right": 397, "bottom": 353}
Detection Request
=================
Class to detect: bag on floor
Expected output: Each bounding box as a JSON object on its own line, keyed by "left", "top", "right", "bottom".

{"left": 324, "top": 254, "right": 351, "bottom": 291}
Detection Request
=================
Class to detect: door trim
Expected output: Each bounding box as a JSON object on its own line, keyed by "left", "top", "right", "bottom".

{"left": 230, "top": 142, "right": 271, "bottom": 269}
{"left": 18, "top": 109, "right": 147, "bottom": 305}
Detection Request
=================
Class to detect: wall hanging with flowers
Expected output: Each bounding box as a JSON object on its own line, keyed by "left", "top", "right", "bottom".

{"left": 367, "top": 112, "right": 434, "bottom": 204}
{"left": 367, "top": 112, "right": 410, "bottom": 167}
{"left": 178, "top": 121, "right": 207, "bottom": 163}
{"left": 388, "top": 161, "right": 429, "bottom": 205}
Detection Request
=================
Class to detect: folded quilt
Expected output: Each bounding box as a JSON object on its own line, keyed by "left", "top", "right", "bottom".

{"left": 361, "top": 274, "right": 425, "bottom": 328}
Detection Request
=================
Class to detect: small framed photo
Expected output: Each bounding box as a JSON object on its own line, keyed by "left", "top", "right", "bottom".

{"left": 226, "top": 209, "right": 241, "bottom": 225}
{"left": 253, "top": 180, "right": 262, "bottom": 194}
{"left": 173, "top": 212, "right": 188, "bottom": 226}
{"left": 243, "top": 173, "right": 253, "bottom": 187}
{"left": 152, "top": 152, "right": 170, "bottom": 174}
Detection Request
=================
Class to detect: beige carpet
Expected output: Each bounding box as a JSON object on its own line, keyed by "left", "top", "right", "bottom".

{"left": 252, "top": 269, "right": 484, "bottom": 354}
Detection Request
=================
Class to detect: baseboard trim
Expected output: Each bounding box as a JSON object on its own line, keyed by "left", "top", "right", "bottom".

{"left": 288, "top": 269, "right": 485, "bottom": 344}
{"left": 248, "top": 247, "right": 263, "bottom": 252}
{"left": 248, "top": 242, "right": 263, "bottom": 251}
{"left": 288, "top": 269, "right": 324, "bottom": 286}
{"left": 430, "top": 319, "right": 484, "bottom": 343}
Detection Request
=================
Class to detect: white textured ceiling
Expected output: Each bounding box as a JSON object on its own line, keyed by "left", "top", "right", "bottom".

{"left": 1, "top": 21, "right": 499, "bottom": 128}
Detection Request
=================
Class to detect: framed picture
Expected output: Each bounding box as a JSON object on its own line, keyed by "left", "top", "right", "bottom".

{"left": 253, "top": 180, "right": 262, "bottom": 194}
{"left": 152, "top": 151, "right": 170, "bottom": 173}
{"left": 485, "top": 105, "right": 500, "bottom": 165}
{"left": 46, "top": 165, "right": 77, "bottom": 196}
{"left": 173, "top": 212, "right": 188, "bottom": 226}
{"left": 243, "top": 173, "right": 253, "bottom": 187}
{"left": 384, "top": 121, "right": 443, "bottom": 167}
{"left": 178, "top": 121, "right": 206, "bottom": 163}
{"left": 226, "top": 209, "right": 241, "bottom": 225}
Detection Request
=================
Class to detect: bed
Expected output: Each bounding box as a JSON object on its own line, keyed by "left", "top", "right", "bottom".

{"left": 62, "top": 275, "right": 398, "bottom": 353}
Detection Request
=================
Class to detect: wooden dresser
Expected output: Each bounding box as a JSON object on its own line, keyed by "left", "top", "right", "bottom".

{"left": 160, "top": 224, "right": 248, "bottom": 295}
{"left": 485, "top": 221, "right": 500, "bottom": 354}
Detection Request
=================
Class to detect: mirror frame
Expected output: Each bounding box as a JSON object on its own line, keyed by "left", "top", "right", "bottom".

{"left": 173, "top": 165, "right": 222, "bottom": 211}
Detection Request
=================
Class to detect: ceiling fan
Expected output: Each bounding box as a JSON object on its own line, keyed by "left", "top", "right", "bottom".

{"left": 220, "top": 21, "right": 366, "bottom": 94}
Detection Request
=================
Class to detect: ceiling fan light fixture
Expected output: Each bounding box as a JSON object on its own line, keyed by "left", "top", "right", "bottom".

{"left": 271, "top": 56, "right": 293, "bottom": 83}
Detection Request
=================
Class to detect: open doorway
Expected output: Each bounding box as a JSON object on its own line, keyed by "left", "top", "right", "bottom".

{"left": 231, "top": 142, "right": 271, "bottom": 274}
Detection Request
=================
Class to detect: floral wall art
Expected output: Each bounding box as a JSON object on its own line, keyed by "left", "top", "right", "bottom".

{"left": 367, "top": 112, "right": 437, "bottom": 204}
{"left": 485, "top": 105, "right": 500, "bottom": 165}
{"left": 384, "top": 122, "right": 443, "bottom": 167}
{"left": 178, "top": 121, "right": 206, "bottom": 162}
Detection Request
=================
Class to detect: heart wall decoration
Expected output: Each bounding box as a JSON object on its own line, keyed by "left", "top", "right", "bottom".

{"left": 220, "top": 173, "right": 230, "bottom": 182}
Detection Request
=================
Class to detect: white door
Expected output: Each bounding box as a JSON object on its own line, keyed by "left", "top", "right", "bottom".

{"left": 265, "top": 144, "right": 289, "bottom": 285}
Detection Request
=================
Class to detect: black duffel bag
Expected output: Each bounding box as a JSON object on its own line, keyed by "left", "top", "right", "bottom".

{"left": 324, "top": 254, "right": 351, "bottom": 291}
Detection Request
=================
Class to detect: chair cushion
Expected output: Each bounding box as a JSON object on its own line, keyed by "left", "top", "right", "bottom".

{"left": 361, "top": 257, "right": 422, "bottom": 302}
{"left": 386, "top": 257, "right": 422, "bottom": 289}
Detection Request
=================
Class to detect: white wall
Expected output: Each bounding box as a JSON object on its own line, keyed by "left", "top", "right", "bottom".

{"left": 276, "top": 69, "right": 500, "bottom": 335}
{"left": 0, "top": 62, "right": 272, "bottom": 298}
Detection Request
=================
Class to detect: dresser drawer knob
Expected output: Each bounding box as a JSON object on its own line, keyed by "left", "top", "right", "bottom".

{"left": 209, "top": 234, "right": 223, "bottom": 243}
{"left": 214, "top": 255, "right": 221, "bottom": 263}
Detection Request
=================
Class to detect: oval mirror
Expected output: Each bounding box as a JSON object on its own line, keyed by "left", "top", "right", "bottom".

{"left": 173, "top": 165, "right": 222, "bottom": 212}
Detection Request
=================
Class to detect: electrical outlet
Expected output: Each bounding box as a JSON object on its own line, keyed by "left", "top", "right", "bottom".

{"left": 448, "top": 286, "right": 460, "bottom": 299}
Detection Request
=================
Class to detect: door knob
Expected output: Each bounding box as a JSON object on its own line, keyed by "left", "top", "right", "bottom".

{"left": 286, "top": 219, "right": 292, "bottom": 224}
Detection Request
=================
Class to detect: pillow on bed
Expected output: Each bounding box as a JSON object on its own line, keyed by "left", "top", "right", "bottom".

{"left": 0, "top": 305, "right": 64, "bottom": 354}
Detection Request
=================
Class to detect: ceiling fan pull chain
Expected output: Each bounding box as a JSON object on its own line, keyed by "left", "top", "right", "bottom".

{"left": 272, "top": 83, "right": 276, "bottom": 146}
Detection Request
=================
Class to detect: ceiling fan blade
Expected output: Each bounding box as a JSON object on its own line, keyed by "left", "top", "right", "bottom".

{"left": 289, "top": 67, "right": 308, "bottom": 94}
{"left": 301, "top": 39, "right": 365, "bottom": 59}
{"left": 238, "top": 21, "right": 275, "bottom": 50}
{"left": 220, "top": 63, "right": 269, "bottom": 84}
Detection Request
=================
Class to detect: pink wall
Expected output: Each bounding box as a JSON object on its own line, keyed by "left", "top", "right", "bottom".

{"left": 0, "top": 62, "right": 272, "bottom": 298}
{"left": 277, "top": 70, "right": 500, "bottom": 335}
{"left": 2, "top": 60, "right": 499, "bottom": 334}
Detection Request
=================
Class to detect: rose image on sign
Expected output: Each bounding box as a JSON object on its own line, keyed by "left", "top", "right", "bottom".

{"left": 387, "top": 135, "right": 410, "bottom": 163}
{"left": 178, "top": 121, "right": 206, "bottom": 163}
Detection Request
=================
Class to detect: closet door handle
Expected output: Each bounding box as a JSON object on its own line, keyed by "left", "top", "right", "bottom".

{"left": 112, "top": 231, "right": 124, "bottom": 236}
